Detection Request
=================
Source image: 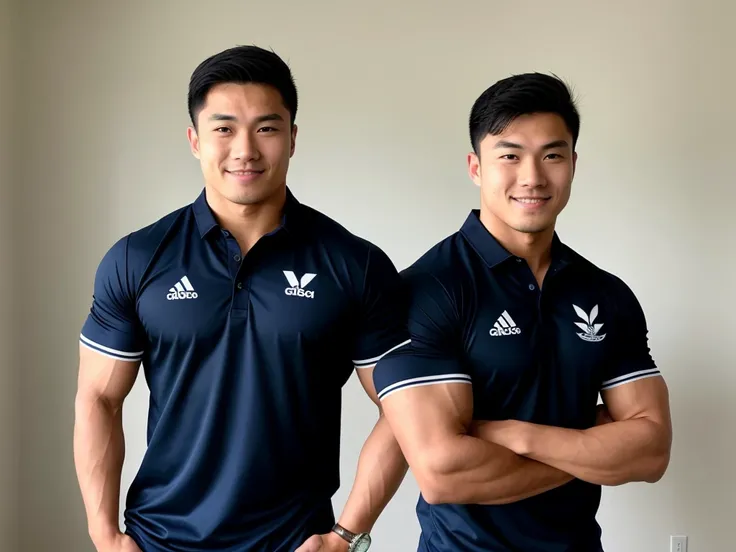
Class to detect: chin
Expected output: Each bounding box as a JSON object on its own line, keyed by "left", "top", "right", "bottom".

{"left": 219, "top": 181, "right": 280, "bottom": 206}
{"left": 225, "top": 191, "right": 272, "bottom": 206}
{"left": 510, "top": 220, "right": 554, "bottom": 234}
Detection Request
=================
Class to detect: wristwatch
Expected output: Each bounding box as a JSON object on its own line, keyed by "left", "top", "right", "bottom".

{"left": 331, "top": 523, "right": 372, "bottom": 552}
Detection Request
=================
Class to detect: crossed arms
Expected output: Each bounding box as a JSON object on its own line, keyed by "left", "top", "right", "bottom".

{"left": 379, "top": 373, "right": 671, "bottom": 505}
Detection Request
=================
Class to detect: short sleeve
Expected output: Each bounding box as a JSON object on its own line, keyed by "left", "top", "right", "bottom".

{"left": 351, "top": 244, "right": 411, "bottom": 368}
{"left": 601, "top": 279, "right": 660, "bottom": 391}
{"left": 79, "top": 236, "right": 145, "bottom": 362}
{"left": 373, "top": 269, "right": 471, "bottom": 401}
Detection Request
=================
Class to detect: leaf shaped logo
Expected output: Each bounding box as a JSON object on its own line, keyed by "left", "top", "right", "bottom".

{"left": 573, "top": 303, "right": 607, "bottom": 342}
{"left": 590, "top": 305, "right": 599, "bottom": 324}
{"left": 573, "top": 304, "right": 589, "bottom": 324}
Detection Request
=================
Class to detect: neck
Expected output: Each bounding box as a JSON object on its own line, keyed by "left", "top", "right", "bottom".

{"left": 205, "top": 185, "right": 287, "bottom": 253}
{"left": 479, "top": 208, "right": 555, "bottom": 285}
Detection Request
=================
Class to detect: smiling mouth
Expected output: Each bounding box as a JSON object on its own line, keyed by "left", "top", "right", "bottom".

{"left": 513, "top": 197, "right": 550, "bottom": 204}
{"left": 227, "top": 169, "right": 264, "bottom": 175}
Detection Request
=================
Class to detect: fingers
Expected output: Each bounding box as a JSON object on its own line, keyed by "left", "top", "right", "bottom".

{"left": 295, "top": 534, "right": 322, "bottom": 552}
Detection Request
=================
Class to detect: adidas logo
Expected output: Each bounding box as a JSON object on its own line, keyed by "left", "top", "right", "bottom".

{"left": 166, "top": 276, "right": 198, "bottom": 300}
{"left": 573, "top": 304, "right": 606, "bottom": 342}
{"left": 283, "top": 271, "right": 316, "bottom": 299}
{"left": 490, "top": 310, "right": 521, "bottom": 336}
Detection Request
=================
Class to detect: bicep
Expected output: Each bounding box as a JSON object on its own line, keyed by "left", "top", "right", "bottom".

{"left": 601, "top": 376, "right": 671, "bottom": 428}
{"left": 77, "top": 345, "right": 141, "bottom": 408}
{"left": 381, "top": 380, "right": 473, "bottom": 467}
{"left": 371, "top": 267, "right": 473, "bottom": 451}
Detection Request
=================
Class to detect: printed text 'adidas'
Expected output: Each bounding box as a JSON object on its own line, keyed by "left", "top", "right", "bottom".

{"left": 167, "top": 276, "right": 198, "bottom": 300}
{"left": 490, "top": 310, "right": 521, "bottom": 336}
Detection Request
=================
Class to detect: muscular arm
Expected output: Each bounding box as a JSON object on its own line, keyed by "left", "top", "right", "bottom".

{"left": 381, "top": 382, "right": 573, "bottom": 505}
{"left": 73, "top": 346, "right": 140, "bottom": 549}
{"left": 297, "top": 366, "right": 410, "bottom": 552}
{"left": 334, "top": 367, "right": 409, "bottom": 533}
{"left": 484, "top": 377, "right": 672, "bottom": 486}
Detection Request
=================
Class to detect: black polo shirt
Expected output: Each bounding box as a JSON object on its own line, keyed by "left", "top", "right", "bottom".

{"left": 80, "top": 188, "right": 409, "bottom": 552}
{"left": 373, "top": 210, "right": 660, "bottom": 552}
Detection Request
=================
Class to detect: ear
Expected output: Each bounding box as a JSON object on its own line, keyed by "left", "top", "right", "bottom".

{"left": 187, "top": 126, "right": 201, "bottom": 160}
{"left": 572, "top": 151, "right": 578, "bottom": 176}
{"left": 290, "top": 124, "right": 298, "bottom": 158}
{"left": 468, "top": 152, "right": 482, "bottom": 188}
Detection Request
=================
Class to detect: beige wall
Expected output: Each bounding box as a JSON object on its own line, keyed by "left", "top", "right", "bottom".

{"left": 0, "top": 0, "right": 18, "bottom": 549}
{"left": 14, "top": 0, "right": 736, "bottom": 550}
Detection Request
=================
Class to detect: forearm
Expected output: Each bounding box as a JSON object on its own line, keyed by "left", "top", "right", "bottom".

{"left": 519, "top": 418, "right": 670, "bottom": 486}
{"left": 73, "top": 395, "right": 125, "bottom": 546}
{"left": 337, "top": 415, "right": 408, "bottom": 533}
{"left": 421, "top": 432, "right": 572, "bottom": 505}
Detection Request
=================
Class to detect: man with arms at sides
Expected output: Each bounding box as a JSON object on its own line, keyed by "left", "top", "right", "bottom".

{"left": 73, "top": 45, "right": 410, "bottom": 552}
{"left": 374, "top": 73, "right": 672, "bottom": 551}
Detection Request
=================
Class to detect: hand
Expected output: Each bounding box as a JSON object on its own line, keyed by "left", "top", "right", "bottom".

{"left": 295, "top": 531, "right": 349, "bottom": 552}
{"left": 97, "top": 533, "right": 142, "bottom": 552}
{"left": 595, "top": 404, "right": 614, "bottom": 426}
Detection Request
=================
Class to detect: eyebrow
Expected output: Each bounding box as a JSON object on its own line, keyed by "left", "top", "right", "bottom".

{"left": 208, "top": 113, "right": 285, "bottom": 124}
{"left": 493, "top": 139, "right": 570, "bottom": 150}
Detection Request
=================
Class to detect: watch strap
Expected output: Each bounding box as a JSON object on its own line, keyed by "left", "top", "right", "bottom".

{"left": 332, "top": 523, "right": 357, "bottom": 543}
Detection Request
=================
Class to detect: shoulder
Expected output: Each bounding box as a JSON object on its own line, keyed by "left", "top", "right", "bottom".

{"left": 124, "top": 205, "right": 191, "bottom": 261}
{"left": 296, "top": 203, "right": 393, "bottom": 267}
{"left": 94, "top": 204, "right": 191, "bottom": 284}
{"left": 562, "top": 243, "right": 643, "bottom": 310}
{"left": 402, "top": 232, "right": 468, "bottom": 295}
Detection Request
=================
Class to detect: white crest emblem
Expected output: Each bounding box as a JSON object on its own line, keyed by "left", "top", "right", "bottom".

{"left": 573, "top": 304, "right": 606, "bottom": 342}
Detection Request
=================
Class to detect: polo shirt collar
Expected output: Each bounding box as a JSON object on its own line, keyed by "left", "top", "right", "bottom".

{"left": 193, "top": 186, "right": 302, "bottom": 239}
{"left": 460, "top": 209, "right": 575, "bottom": 269}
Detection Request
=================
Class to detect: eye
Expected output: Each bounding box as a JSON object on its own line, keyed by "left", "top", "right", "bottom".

{"left": 545, "top": 153, "right": 563, "bottom": 159}
{"left": 214, "top": 127, "right": 231, "bottom": 134}
{"left": 500, "top": 154, "right": 519, "bottom": 160}
{"left": 257, "top": 126, "right": 278, "bottom": 133}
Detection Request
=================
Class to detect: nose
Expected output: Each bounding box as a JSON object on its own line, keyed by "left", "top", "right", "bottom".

{"left": 231, "top": 130, "right": 260, "bottom": 162}
{"left": 518, "top": 157, "right": 547, "bottom": 188}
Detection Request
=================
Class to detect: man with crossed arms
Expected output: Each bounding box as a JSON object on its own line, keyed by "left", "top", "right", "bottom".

{"left": 373, "top": 73, "right": 672, "bottom": 551}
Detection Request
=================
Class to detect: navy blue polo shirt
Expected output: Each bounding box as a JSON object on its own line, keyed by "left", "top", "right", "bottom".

{"left": 373, "top": 210, "right": 661, "bottom": 552}
{"left": 80, "top": 188, "right": 409, "bottom": 552}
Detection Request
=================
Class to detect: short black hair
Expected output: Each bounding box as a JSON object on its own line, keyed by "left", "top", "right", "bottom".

{"left": 187, "top": 45, "right": 298, "bottom": 128}
{"left": 469, "top": 73, "right": 580, "bottom": 154}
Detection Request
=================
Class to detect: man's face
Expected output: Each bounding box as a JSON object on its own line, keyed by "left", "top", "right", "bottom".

{"left": 468, "top": 112, "right": 577, "bottom": 236}
{"left": 187, "top": 82, "right": 297, "bottom": 206}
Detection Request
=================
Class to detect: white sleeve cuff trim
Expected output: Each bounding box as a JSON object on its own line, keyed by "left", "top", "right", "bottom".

{"left": 601, "top": 368, "right": 660, "bottom": 387}
{"left": 379, "top": 378, "right": 472, "bottom": 401}
{"left": 80, "top": 340, "right": 142, "bottom": 362}
{"left": 601, "top": 371, "right": 661, "bottom": 390}
{"left": 377, "top": 373, "right": 471, "bottom": 400}
{"left": 79, "top": 334, "right": 143, "bottom": 360}
{"left": 353, "top": 339, "right": 411, "bottom": 368}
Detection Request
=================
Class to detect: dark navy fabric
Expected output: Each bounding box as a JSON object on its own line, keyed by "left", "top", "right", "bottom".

{"left": 373, "top": 210, "right": 660, "bottom": 552}
{"left": 80, "top": 188, "right": 409, "bottom": 552}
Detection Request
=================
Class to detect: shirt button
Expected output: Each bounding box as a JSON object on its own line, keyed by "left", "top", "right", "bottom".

{"left": 233, "top": 254, "right": 241, "bottom": 262}
{"left": 222, "top": 230, "right": 230, "bottom": 237}
{"left": 516, "top": 257, "right": 522, "bottom": 263}
{"left": 236, "top": 282, "right": 243, "bottom": 290}
{"left": 528, "top": 284, "right": 536, "bottom": 291}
